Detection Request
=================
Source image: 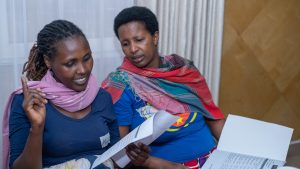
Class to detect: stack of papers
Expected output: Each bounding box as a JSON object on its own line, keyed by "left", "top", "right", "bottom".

{"left": 202, "top": 114, "right": 294, "bottom": 169}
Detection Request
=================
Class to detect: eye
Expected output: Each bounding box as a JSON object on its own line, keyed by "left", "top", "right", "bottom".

{"left": 83, "top": 54, "right": 92, "bottom": 62}
{"left": 122, "top": 42, "right": 129, "bottom": 47}
{"left": 136, "top": 38, "right": 144, "bottom": 42}
{"left": 64, "top": 61, "right": 75, "bottom": 67}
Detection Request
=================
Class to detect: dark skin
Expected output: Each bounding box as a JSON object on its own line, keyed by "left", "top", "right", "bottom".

{"left": 44, "top": 36, "right": 94, "bottom": 119}
{"left": 126, "top": 143, "right": 188, "bottom": 169}
{"left": 205, "top": 118, "right": 225, "bottom": 140}
{"left": 118, "top": 21, "right": 160, "bottom": 69}
{"left": 12, "top": 76, "right": 46, "bottom": 169}
{"left": 12, "top": 36, "right": 93, "bottom": 169}
{"left": 117, "top": 21, "right": 225, "bottom": 140}
{"left": 117, "top": 21, "right": 225, "bottom": 167}
{"left": 12, "top": 35, "right": 170, "bottom": 169}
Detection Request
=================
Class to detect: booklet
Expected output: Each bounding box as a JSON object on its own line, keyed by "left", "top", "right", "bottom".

{"left": 202, "top": 114, "right": 294, "bottom": 169}
{"left": 91, "top": 110, "right": 179, "bottom": 169}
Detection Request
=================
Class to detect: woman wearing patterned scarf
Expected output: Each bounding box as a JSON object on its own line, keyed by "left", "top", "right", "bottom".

{"left": 102, "top": 6, "right": 226, "bottom": 169}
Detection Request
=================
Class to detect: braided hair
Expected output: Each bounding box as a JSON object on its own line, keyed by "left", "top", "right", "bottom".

{"left": 23, "top": 20, "right": 87, "bottom": 80}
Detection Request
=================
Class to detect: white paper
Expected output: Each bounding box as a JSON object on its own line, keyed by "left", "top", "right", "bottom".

{"left": 202, "top": 114, "right": 293, "bottom": 169}
{"left": 218, "top": 114, "right": 293, "bottom": 161}
{"left": 203, "top": 150, "right": 285, "bottom": 169}
{"left": 91, "top": 110, "right": 178, "bottom": 169}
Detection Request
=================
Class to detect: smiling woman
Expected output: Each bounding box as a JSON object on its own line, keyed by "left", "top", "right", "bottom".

{"left": 2, "top": 19, "right": 186, "bottom": 169}
{"left": 43, "top": 36, "right": 93, "bottom": 92}
{"left": 0, "top": 1, "right": 143, "bottom": 168}
{"left": 1, "top": 20, "right": 155, "bottom": 169}
{"left": 1, "top": 20, "right": 116, "bottom": 169}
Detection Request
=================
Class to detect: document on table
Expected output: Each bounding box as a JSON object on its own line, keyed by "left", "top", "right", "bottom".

{"left": 203, "top": 150, "right": 285, "bottom": 169}
{"left": 202, "top": 114, "right": 293, "bottom": 169}
{"left": 91, "top": 110, "right": 179, "bottom": 169}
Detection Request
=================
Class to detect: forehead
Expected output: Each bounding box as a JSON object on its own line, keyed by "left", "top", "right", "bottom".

{"left": 53, "top": 36, "right": 89, "bottom": 59}
{"left": 118, "top": 21, "right": 149, "bottom": 38}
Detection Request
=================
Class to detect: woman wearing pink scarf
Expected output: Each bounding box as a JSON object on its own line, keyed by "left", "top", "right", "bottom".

{"left": 1, "top": 19, "right": 119, "bottom": 169}
{"left": 2, "top": 19, "right": 186, "bottom": 169}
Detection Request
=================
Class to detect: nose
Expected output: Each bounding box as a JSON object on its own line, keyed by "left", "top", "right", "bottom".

{"left": 76, "top": 62, "right": 86, "bottom": 74}
{"left": 130, "top": 43, "right": 138, "bottom": 54}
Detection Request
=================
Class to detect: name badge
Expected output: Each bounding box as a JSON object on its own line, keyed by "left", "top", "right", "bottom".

{"left": 99, "top": 132, "right": 110, "bottom": 148}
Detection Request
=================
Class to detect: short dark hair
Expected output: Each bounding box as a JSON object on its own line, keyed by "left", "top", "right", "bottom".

{"left": 23, "top": 20, "right": 87, "bottom": 80}
{"left": 114, "top": 6, "right": 159, "bottom": 38}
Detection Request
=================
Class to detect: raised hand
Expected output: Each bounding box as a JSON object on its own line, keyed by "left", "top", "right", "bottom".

{"left": 21, "top": 76, "right": 47, "bottom": 128}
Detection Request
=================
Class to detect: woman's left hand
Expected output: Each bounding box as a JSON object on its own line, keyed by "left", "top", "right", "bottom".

{"left": 125, "top": 143, "right": 189, "bottom": 169}
{"left": 125, "top": 142, "right": 150, "bottom": 166}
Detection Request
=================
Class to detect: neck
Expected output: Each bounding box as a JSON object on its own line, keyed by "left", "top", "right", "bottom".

{"left": 52, "top": 103, "right": 91, "bottom": 119}
{"left": 149, "top": 53, "right": 161, "bottom": 68}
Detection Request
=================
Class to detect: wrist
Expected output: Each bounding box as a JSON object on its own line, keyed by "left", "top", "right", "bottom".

{"left": 141, "top": 156, "right": 153, "bottom": 168}
{"left": 30, "top": 125, "right": 44, "bottom": 134}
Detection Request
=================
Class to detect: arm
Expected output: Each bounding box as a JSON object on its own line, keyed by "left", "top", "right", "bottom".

{"left": 12, "top": 127, "right": 44, "bottom": 169}
{"left": 113, "top": 88, "right": 133, "bottom": 139}
{"left": 113, "top": 89, "right": 187, "bottom": 169}
{"left": 11, "top": 77, "right": 47, "bottom": 169}
{"left": 205, "top": 118, "right": 225, "bottom": 141}
{"left": 119, "top": 126, "right": 130, "bottom": 138}
{"left": 106, "top": 94, "right": 122, "bottom": 146}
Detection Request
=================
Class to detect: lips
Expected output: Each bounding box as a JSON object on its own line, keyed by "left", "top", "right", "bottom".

{"left": 73, "top": 76, "right": 88, "bottom": 85}
{"left": 132, "top": 55, "right": 144, "bottom": 63}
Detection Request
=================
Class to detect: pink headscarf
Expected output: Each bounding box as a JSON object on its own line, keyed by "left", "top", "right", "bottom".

{"left": 2, "top": 70, "right": 99, "bottom": 169}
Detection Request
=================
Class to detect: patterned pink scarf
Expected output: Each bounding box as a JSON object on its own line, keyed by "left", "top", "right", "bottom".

{"left": 2, "top": 70, "right": 99, "bottom": 169}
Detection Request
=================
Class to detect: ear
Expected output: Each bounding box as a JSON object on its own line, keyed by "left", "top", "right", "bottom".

{"left": 43, "top": 55, "right": 52, "bottom": 70}
{"left": 153, "top": 31, "right": 159, "bottom": 46}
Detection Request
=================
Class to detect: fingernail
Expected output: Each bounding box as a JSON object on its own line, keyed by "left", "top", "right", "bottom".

{"left": 21, "top": 75, "right": 25, "bottom": 81}
{"left": 22, "top": 74, "right": 28, "bottom": 83}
